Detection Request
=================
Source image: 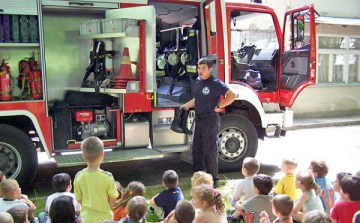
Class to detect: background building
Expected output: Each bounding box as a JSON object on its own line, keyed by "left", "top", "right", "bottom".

{"left": 267, "top": 0, "right": 360, "bottom": 117}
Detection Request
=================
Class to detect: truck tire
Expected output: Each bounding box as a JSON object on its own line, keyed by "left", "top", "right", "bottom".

{"left": 218, "top": 115, "right": 258, "bottom": 171}
{"left": 0, "top": 124, "right": 38, "bottom": 189}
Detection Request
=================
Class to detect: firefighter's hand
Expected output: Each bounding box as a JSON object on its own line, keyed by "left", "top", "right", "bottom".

{"left": 214, "top": 106, "right": 222, "bottom": 113}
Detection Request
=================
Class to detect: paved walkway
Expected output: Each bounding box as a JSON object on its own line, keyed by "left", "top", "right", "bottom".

{"left": 289, "top": 114, "right": 360, "bottom": 130}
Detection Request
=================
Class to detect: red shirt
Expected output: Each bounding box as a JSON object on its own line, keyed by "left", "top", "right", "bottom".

{"left": 330, "top": 200, "right": 360, "bottom": 223}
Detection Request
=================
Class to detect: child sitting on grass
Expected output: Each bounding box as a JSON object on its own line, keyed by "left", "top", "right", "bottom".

{"left": 150, "top": 170, "right": 184, "bottom": 221}
{"left": 260, "top": 194, "right": 294, "bottom": 223}
{"left": 119, "top": 196, "right": 147, "bottom": 223}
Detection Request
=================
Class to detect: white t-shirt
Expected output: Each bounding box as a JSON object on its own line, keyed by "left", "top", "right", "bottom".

{"left": 233, "top": 176, "right": 257, "bottom": 201}
{"left": 45, "top": 192, "right": 81, "bottom": 212}
{"left": 0, "top": 197, "right": 29, "bottom": 212}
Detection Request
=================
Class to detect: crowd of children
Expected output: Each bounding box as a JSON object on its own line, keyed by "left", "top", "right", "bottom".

{"left": 1, "top": 136, "right": 360, "bottom": 223}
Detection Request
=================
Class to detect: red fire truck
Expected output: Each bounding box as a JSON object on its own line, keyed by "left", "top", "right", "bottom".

{"left": 0, "top": 0, "right": 317, "bottom": 188}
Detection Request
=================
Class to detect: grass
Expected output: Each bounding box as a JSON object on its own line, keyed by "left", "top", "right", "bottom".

{"left": 29, "top": 180, "right": 236, "bottom": 220}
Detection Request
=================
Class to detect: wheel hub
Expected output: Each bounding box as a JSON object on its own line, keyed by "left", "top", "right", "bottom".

{"left": 0, "top": 143, "right": 20, "bottom": 178}
{"left": 218, "top": 128, "right": 246, "bottom": 161}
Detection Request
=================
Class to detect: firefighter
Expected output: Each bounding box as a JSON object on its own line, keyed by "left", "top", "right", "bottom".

{"left": 180, "top": 58, "right": 236, "bottom": 187}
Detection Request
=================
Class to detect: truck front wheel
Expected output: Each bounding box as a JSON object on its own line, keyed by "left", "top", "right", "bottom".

{"left": 0, "top": 124, "right": 38, "bottom": 189}
{"left": 218, "top": 115, "right": 258, "bottom": 171}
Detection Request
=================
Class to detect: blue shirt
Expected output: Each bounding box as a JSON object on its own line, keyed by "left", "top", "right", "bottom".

{"left": 154, "top": 187, "right": 184, "bottom": 217}
{"left": 315, "top": 177, "right": 337, "bottom": 212}
{"left": 194, "top": 75, "right": 229, "bottom": 114}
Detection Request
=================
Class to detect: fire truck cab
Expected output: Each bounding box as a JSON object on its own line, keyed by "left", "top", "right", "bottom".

{"left": 0, "top": 0, "right": 317, "bottom": 188}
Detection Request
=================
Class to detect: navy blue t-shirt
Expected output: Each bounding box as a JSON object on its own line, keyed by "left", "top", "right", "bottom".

{"left": 194, "top": 75, "right": 229, "bottom": 114}
{"left": 154, "top": 187, "right": 184, "bottom": 217}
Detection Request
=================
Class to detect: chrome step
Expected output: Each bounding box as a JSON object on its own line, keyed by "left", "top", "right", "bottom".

{"left": 154, "top": 144, "right": 189, "bottom": 153}
{"left": 54, "top": 148, "right": 163, "bottom": 167}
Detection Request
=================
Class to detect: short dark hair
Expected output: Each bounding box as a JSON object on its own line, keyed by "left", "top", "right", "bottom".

{"left": 243, "top": 157, "right": 260, "bottom": 176}
{"left": 7, "top": 206, "right": 27, "bottom": 223}
{"left": 197, "top": 58, "right": 213, "bottom": 68}
{"left": 49, "top": 196, "right": 76, "bottom": 223}
{"left": 310, "top": 160, "right": 329, "bottom": 177}
{"left": 52, "top": 173, "right": 71, "bottom": 192}
{"left": 253, "top": 174, "right": 273, "bottom": 195}
{"left": 175, "top": 200, "right": 195, "bottom": 223}
{"left": 163, "top": 170, "right": 178, "bottom": 189}
{"left": 273, "top": 194, "right": 293, "bottom": 216}
{"left": 340, "top": 175, "right": 360, "bottom": 201}
{"left": 336, "top": 172, "right": 352, "bottom": 182}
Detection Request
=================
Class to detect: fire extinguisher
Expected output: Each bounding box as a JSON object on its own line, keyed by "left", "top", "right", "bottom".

{"left": 18, "top": 53, "right": 43, "bottom": 99}
{"left": 0, "top": 60, "right": 12, "bottom": 101}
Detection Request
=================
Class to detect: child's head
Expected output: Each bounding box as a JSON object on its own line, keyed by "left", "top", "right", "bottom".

{"left": 309, "top": 160, "right": 329, "bottom": 177}
{"left": 302, "top": 210, "right": 331, "bottom": 223}
{"left": 115, "top": 181, "right": 124, "bottom": 200}
{"left": 356, "top": 170, "right": 360, "bottom": 178}
{"left": 49, "top": 195, "right": 76, "bottom": 223}
{"left": 272, "top": 194, "right": 293, "bottom": 217}
{"left": 52, "top": 173, "right": 71, "bottom": 192}
{"left": 242, "top": 157, "right": 260, "bottom": 177}
{"left": 353, "top": 211, "right": 360, "bottom": 223}
{"left": 280, "top": 158, "right": 298, "bottom": 174}
{"left": 295, "top": 170, "right": 320, "bottom": 194}
{"left": 126, "top": 196, "right": 147, "bottom": 222}
{"left": 0, "top": 179, "right": 21, "bottom": 199}
{"left": 174, "top": 200, "right": 195, "bottom": 223}
{"left": 191, "top": 184, "right": 225, "bottom": 215}
{"left": 162, "top": 170, "right": 179, "bottom": 189}
{"left": 7, "top": 206, "right": 27, "bottom": 223}
{"left": 81, "top": 136, "right": 104, "bottom": 163}
{"left": 333, "top": 172, "right": 352, "bottom": 192}
{"left": 0, "top": 170, "right": 5, "bottom": 183}
{"left": 0, "top": 212, "right": 14, "bottom": 223}
{"left": 191, "top": 171, "right": 213, "bottom": 187}
{"left": 253, "top": 174, "right": 273, "bottom": 195}
{"left": 339, "top": 175, "right": 360, "bottom": 201}
{"left": 117, "top": 181, "right": 146, "bottom": 208}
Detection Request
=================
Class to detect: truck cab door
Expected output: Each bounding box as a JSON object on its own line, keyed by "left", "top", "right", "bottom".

{"left": 279, "top": 5, "right": 317, "bottom": 107}
{"left": 200, "top": 0, "right": 226, "bottom": 81}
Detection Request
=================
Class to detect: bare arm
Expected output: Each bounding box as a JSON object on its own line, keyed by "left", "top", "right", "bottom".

{"left": 109, "top": 196, "right": 117, "bottom": 208}
{"left": 292, "top": 193, "right": 309, "bottom": 213}
{"left": 214, "top": 89, "right": 237, "bottom": 112}
{"left": 180, "top": 98, "right": 195, "bottom": 110}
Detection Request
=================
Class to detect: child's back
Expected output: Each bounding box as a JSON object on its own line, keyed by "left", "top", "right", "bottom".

{"left": 152, "top": 170, "right": 184, "bottom": 218}
{"left": 74, "top": 136, "right": 118, "bottom": 223}
{"left": 242, "top": 175, "right": 276, "bottom": 223}
{"left": 309, "top": 160, "right": 335, "bottom": 211}
{"left": 233, "top": 157, "right": 260, "bottom": 201}
{"left": 274, "top": 159, "right": 301, "bottom": 201}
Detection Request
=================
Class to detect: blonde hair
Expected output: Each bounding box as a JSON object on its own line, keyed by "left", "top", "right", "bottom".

{"left": 114, "top": 181, "right": 146, "bottom": 209}
{"left": 81, "top": 136, "right": 104, "bottom": 162}
{"left": 191, "top": 184, "right": 225, "bottom": 215}
{"left": 191, "top": 171, "right": 213, "bottom": 187}
{"left": 0, "top": 179, "right": 18, "bottom": 198}
{"left": 243, "top": 157, "right": 260, "bottom": 176}
{"left": 296, "top": 170, "right": 320, "bottom": 195}
{"left": 126, "top": 196, "right": 147, "bottom": 222}
{"left": 302, "top": 210, "right": 331, "bottom": 223}
{"left": 0, "top": 212, "right": 14, "bottom": 223}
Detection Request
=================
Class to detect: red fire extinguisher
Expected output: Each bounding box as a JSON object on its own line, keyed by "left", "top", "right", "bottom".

{"left": 18, "top": 53, "right": 43, "bottom": 99}
{"left": 29, "top": 69, "right": 42, "bottom": 99}
{"left": 0, "top": 60, "right": 12, "bottom": 101}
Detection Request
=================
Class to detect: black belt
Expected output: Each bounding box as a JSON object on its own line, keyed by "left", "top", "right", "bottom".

{"left": 195, "top": 112, "right": 218, "bottom": 119}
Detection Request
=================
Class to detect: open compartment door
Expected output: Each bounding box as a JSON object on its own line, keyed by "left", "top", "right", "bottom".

{"left": 200, "top": 0, "right": 226, "bottom": 81}
{"left": 106, "top": 6, "right": 156, "bottom": 93}
{"left": 279, "top": 5, "right": 317, "bottom": 107}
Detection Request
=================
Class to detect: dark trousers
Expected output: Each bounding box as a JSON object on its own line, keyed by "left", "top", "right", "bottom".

{"left": 192, "top": 113, "right": 220, "bottom": 182}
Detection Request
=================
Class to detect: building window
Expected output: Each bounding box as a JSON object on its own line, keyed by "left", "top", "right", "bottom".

{"left": 317, "top": 36, "right": 360, "bottom": 84}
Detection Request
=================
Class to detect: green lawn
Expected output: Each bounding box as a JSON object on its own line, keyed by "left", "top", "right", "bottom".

{"left": 30, "top": 180, "right": 235, "bottom": 221}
